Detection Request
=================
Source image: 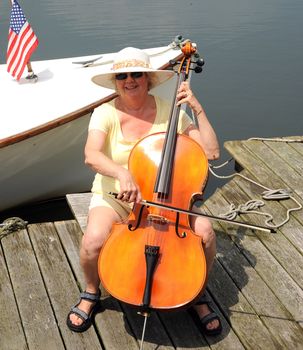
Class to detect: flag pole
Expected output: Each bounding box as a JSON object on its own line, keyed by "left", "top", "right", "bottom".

{"left": 26, "top": 61, "right": 38, "bottom": 82}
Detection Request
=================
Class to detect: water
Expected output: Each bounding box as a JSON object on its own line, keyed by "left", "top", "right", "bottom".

{"left": 0, "top": 0, "right": 302, "bottom": 217}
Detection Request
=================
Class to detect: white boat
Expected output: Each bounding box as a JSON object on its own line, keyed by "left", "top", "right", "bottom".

{"left": 0, "top": 39, "right": 184, "bottom": 211}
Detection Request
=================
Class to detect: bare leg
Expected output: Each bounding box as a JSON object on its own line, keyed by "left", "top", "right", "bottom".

{"left": 191, "top": 216, "right": 220, "bottom": 331}
{"left": 69, "top": 206, "right": 120, "bottom": 326}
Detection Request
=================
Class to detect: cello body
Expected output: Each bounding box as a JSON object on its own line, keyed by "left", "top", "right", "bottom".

{"left": 98, "top": 132, "right": 209, "bottom": 309}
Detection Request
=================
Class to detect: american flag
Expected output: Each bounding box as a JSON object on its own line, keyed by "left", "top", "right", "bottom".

{"left": 7, "top": 0, "right": 39, "bottom": 80}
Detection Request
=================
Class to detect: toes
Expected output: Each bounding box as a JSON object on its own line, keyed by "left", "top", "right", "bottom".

{"left": 69, "top": 314, "right": 83, "bottom": 326}
{"left": 206, "top": 319, "right": 219, "bottom": 330}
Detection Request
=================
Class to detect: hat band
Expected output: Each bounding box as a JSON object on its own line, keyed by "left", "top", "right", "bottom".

{"left": 112, "top": 59, "right": 151, "bottom": 71}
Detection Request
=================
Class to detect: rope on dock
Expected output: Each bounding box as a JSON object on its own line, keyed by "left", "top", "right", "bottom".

{"left": 248, "top": 137, "right": 303, "bottom": 143}
{"left": 0, "top": 217, "right": 28, "bottom": 240}
{"left": 209, "top": 161, "right": 302, "bottom": 229}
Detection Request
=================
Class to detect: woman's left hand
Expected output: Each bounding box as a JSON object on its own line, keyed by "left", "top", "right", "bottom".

{"left": 176, "top": 82, "right": 220, "bottom": 160}
{"left": 176, "top": 81, "right": 198, "bottom": 110}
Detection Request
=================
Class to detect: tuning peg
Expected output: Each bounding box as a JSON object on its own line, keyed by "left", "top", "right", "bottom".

{"left": 196, "top": 58, "right": 205, "bottom": 67}
{"left": 174, "top": 34, "right": 183, "bottom": 42}
{"left": 169, "top": 59, "right": 178, "bottom": 66}
{"left": 194, "top": 66, "right": 203, "bottom": 73}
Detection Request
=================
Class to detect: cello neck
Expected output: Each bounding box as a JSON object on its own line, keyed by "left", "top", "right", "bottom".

{"left": 153, "top": 75, "right": 183, "bottom": 197}
{"left": 153, "top": 43, "right": 196, "bottom": 197}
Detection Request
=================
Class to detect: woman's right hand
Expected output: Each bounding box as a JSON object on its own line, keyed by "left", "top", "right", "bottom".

{"left": 116, "top": 168, "right": 142, "bottom": 204}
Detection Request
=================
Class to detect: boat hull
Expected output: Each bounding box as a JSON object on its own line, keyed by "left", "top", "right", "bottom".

{"left": 0, "top": 114, "right": 94, "bottom": 211}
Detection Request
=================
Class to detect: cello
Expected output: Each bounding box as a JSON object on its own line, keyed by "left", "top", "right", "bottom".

{"left": 98, "top": 40, "right": 208, "bottom": 322}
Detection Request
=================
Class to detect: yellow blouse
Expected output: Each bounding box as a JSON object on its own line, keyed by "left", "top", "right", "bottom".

{"left": 88, "top": 95, "right": 192, "bottom": 196}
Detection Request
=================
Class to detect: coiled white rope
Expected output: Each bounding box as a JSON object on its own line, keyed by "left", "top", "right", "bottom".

{"left": 209, "top": 157, "right": 302, "bottom": 229}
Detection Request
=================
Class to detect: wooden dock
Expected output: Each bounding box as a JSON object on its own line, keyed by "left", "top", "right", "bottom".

{"left": 1, "top": 137, "right": 303, "bottom": 349}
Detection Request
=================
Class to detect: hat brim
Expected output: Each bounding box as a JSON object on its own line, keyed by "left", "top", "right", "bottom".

{"left": 92, "top": 68, "right": 175, "bottom": 90}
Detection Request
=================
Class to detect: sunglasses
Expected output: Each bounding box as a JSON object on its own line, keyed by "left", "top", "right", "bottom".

{"left": 115, "top": 72, "right": 144, "bottom": 80}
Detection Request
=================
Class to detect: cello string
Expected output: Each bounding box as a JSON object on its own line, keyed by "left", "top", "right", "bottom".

{"left": 153, "top": 192, "right": 164, "bottom": 248}
{"left": 157, "top": 193, "right": 170, "bottom": 250}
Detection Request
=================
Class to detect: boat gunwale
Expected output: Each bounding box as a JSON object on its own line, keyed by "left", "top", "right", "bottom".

{"left": 0, "top": 93, "right": 117, "bottom": 149}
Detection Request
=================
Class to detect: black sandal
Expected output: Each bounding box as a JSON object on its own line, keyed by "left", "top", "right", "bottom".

{"left": 194, "top": 293, "right": 222, "bottom": 336}
{"left": 66, "top": 289, "right": 101, "bottom": 333}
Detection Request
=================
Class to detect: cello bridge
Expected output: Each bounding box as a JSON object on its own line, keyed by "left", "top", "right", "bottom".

{"left": 147, "top": 214, "right": 168, "bottom": 225}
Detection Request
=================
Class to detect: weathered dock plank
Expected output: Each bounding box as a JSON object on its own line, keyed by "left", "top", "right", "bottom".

{"left": 120, "top": 307, "right": 175, "bottom": 350}
{"left": 55, "top": 220, "right": 140, "bottom": 349}
{"left": 158, "top": 302, "right": 244, "bottom": 350}
{"left": 66, "top": 193, "right": 92, "bottom": 232}
{"left": 203, "top": 190, "right": 303, "bottom": 349}
{"left": 208, "top": 257, "right": 281, "bottom": 350}
{"left": 207, "top": 136, "right": 303, "bottom": 348}
{"left": 206, "top": 186, "right": 303, "bottom": 320}
{"left": 54, "top": 219, "right": 107, "bottom": 296}
{"left": 260, "top": 317, "right": 303, "bottom": 349}
{"left": 93, "top": 298, "right": 140, "bottom": 350}
{"left": 202, "top": 205, "right": 292, "bottom": 320}
{"left": 291, "top": 142, "right": 303, "bottom": 157}
{"left": 1, "top": 228, "right": 65, "bottom": 350}
{"left": 264, "top": 140, "right": 303, "bottom": 175}
{"left": 0, "top": 243, "right": 27, "bottom": 350}
{"left": 28, "top": 222, "right": 102, "bottom": 350}
{"left": 243, "top": 141, "right": 303, "bottom": 199}
{"left": 222, "top": 178, "right": 303, "bottom": 290}
{"left": 224, "top": 139, "right": 303, "bottom": 199}
{"left": 224, "top": 139, "right": 303, "bottom": 252}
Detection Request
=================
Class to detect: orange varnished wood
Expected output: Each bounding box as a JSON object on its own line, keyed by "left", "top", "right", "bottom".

{"left": 98, "top": 133, "right": 209, "bottom": 309}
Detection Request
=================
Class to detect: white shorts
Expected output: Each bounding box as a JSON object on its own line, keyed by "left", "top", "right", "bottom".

{"left": 89, "top": 193, "right": 132, "bottom": 220}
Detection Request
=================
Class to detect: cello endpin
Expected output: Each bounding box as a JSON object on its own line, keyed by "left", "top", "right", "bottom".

{"left": 139, "top": 312, "right": 149, "bottom": 350}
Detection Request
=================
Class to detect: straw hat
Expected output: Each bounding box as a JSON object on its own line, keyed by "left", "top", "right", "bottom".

{"left": 91, "top": 47, "right": 175, "bottom": 90}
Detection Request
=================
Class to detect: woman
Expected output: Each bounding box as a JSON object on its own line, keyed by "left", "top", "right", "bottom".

{"left": 67, "top": 47, "right": 222, "bottom": 335}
